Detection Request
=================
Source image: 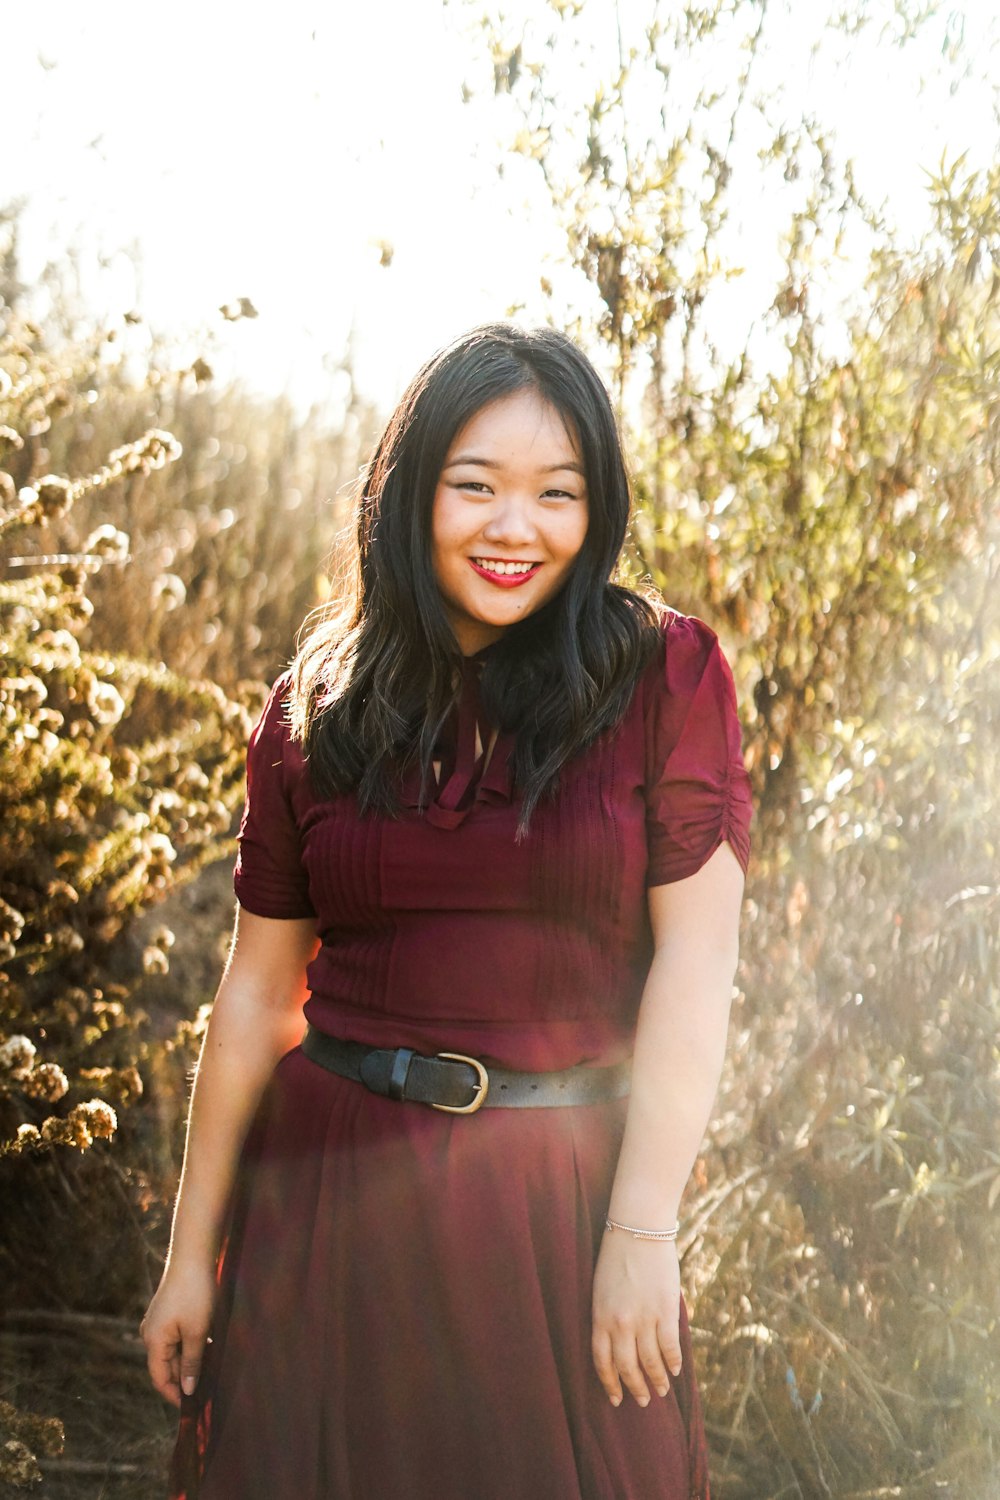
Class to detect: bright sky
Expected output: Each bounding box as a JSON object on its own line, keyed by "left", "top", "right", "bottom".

{"left": 5, "top": 0, "right": 560, "bottom": 409}
{"left": 5, "top": 0, "right": 998, "bottom": 414}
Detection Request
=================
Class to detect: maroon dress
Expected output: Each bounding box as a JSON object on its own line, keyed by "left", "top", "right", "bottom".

{"left": 168, "top": 609, "right": 753, "bottom": 1500}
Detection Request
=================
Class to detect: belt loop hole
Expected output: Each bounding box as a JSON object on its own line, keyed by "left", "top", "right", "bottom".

{"left": 388, "top": 1047, "right": 415, "bottom": 1101}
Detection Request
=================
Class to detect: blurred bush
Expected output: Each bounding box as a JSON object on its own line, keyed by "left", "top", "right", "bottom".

{"left": 0, "top": 262, "right": 378, "bottom": 1488}
{"left": 468, "top": 1, "right": 1000, "bottom": 1493}
{"left": 0, "top": 249, "right": 378, "bottom": 694}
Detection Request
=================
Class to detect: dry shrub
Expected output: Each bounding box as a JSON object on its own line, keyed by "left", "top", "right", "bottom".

{"left": 468, "top": 4, "right": 1000, "bottom": 1491}
{"left": 0, "top": 285, "right": 379, "bottom": 701}
{"left": 0, "top": 289, "right": 375, "bottom": 1489}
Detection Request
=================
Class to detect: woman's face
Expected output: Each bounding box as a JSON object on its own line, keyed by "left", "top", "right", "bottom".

{"left": 431, "top": 388, "right": 590, "bottom": 656}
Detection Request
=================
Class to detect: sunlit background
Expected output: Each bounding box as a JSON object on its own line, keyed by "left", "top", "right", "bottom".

{"left": 6, "top": 0, "right": 998, "bottom": 408}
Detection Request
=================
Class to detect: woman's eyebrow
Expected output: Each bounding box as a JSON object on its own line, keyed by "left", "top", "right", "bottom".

{"left": 443, "top": 453, "right": 585, "bottom": 475}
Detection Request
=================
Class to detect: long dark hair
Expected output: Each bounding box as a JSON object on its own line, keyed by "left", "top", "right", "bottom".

{"left": 288, "top": 322, "right": 662, "bottom": 837}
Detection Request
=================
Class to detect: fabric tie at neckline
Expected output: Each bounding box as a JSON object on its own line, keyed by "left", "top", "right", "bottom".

{"left": 398, "top": 657, "right": 514, "bottom": 828}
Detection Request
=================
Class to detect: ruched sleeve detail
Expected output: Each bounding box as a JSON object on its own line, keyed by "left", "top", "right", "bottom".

{"left": 643, "top": 612, "right": 753, "bottom": 886}
{"left": 233, "top": 672, "right": 317, "bottom": 920}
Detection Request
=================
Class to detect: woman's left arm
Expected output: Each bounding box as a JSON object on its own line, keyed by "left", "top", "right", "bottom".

{"left": 591, "top": 838, "right": 745, "bottom": 1408}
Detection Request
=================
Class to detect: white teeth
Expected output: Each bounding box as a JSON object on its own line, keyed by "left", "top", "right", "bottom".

{"left": 473, "top": 558, "right": 537, "bottom": 576}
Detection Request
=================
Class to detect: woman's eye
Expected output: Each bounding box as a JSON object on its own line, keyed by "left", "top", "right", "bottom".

{"left": 452, "top": 481, "right": 578, "bottom": 500}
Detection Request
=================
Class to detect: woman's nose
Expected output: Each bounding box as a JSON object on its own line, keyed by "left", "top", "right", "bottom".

{"left": 482, "top": 495, "right": 538, "bottom": 546}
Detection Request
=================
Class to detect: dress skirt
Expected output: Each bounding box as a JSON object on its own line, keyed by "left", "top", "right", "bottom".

{"left": 167, "top": 1043, "right": 711, "bottom": 1500}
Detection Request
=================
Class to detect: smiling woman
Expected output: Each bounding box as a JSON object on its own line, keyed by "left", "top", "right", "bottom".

{"left": 144, "top": 323, "right": 754, "bottom": 1500}
{"left": 431, "top": 387, "right": 590, "bottom": 652}
{"left": 279, "top": 322, "right": 659, "bottom": 839}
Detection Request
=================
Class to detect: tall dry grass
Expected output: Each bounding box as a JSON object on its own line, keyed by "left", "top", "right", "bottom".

{"left": 469, "top": 2, "right": 1000, "bottom": 1491}
{"left": 0, "top": 273, "right": 380, "bottom": 1492}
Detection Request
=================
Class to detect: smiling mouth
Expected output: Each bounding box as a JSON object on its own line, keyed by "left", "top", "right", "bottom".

{"left": 467, "top": 561, "right": 539, "bottom": 588}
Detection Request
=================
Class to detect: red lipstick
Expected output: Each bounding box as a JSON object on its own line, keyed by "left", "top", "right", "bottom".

{"left": 468, "top": 559, "right": 542, "bottom": 589}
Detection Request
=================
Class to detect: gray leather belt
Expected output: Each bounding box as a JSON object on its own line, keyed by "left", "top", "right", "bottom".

{"left": 300, "top": 1024, "right": 631, "bottom": 1114}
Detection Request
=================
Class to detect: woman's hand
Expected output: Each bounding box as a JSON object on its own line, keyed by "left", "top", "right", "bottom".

{"left": 591, "top": 1229, "right": 682, "bottom": 1407}
{"left": 140, "top": 1260, "right": 218, "bottom": 1407}
{"left": 139, "top": 909, "right": 317, "bottom": 1409}
{"left": 592, "top": 851, "right": 743, "bottom": 1407}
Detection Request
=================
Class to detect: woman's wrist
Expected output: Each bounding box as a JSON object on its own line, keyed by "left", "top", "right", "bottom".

{"left": 165, "top": 1213, "right": 222, "bottom": 1275}
{"left": 607, "top": 1182, "right": 682, "bottom": 1228}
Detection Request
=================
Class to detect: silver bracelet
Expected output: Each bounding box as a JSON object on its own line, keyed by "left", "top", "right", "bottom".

{"left": 605, "top": 1216, "right": 680, "bottom": 1242}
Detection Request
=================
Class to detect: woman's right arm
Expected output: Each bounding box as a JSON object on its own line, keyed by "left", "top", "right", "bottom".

{"left": 140, "top": 905, "right": 320, "bottom": 1407}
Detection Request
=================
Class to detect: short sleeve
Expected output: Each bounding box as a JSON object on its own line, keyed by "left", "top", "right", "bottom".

{"left": 233, "top": 672, "right": 316, "bottom": 920}
{"left": 643, "top": 613, "right": 754, "bottom": 886}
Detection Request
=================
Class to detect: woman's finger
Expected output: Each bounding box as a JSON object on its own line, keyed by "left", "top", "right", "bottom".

{"left": 636, "top": 1326, "right": 671, "bottom": 1398}
{"left": 657, "top": 1315, "right": 683, "bottom": 1379}
{"left": 146, "top": 1333, "right": 181, "bottom": 1407}
{"left": 610, "top": 1330, "right": 651, "bottom": 1407}
{"left": 180, "top": 1323, "right": 210, "bottom": 1397}
{"left": 591, "top": 1327, "right": 623, "bottom": 1406}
